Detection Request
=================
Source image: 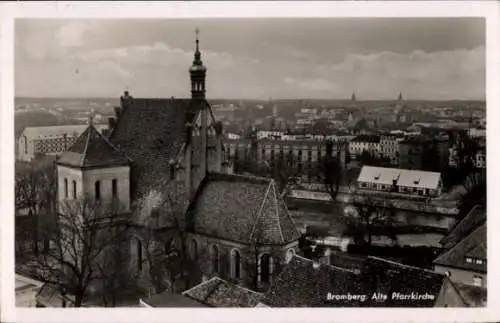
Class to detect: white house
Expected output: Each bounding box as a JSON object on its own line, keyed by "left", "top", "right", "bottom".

{"left": 357, "top": 166, "right": 443, "bottom": 197}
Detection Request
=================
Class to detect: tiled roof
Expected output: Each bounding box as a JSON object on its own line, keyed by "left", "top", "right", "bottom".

{"left": 263, "top": 254, "right": 446, "bottom": 307}
{"left": 433, "top": 224, "right": 486, "bottom": 273}
{"left": 182, "top": 277, "right": 264, "bottom": 307}
{"left": 108, "top": 98, "right": 201, "bottom": 199}
{"left": 440, "top": 205, "right": 486, "bottom": 249}
{"left": 357, "top": 166, "right": 441, "bottom": 190}
{"left": 57, "top": 124, "right": 132, "bottom": 168}
{"left": 189, "top": 173, "right": 301, "bottom": 245}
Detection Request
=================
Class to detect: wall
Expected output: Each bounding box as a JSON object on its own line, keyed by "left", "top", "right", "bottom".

{"left": 57, "top": 166, "right": 83, "bottom": 212}
{"left": 434, "top": 264, "right": 487, "bottom": 288}
{"left": 83, "top": 166, "right": 131, "bottom": 212}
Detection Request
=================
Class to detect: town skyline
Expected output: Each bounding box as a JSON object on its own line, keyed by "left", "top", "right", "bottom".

{"left": 15, "top": 18, "right": 485, "bottom": 100}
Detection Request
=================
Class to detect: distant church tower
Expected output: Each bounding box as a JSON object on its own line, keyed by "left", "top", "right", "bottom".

{"left": 190, "top": 28, "right": 207, "bottom": 101}
{"left": 398, "top": 92, "right": 403, "bottom": 101}
{"left": 351, "top": 91, "right": 356, "bottom": 101}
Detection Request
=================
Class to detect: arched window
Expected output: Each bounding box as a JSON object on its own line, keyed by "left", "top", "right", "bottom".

{"left": 231, "top": 249, "right": 241, "bottom": 279}
{"left": 212, "top": 245, "right": 219, "bottom": 273}
{"left": 112, "top": 179, "right": 118, "bottom": 199}
{"left": 64, "top": 179, "right": 68, "bottom": 198}
{"left": 72, "top": 180, "right": 77, "bottom": 199}
{"left": 259, "top": 254, "right": 273, "bottom": 284}
{"left": 95, "top": 181, "right": 101, "bottom": 200}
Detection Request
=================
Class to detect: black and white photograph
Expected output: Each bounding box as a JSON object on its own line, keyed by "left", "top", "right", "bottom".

{"left": 1, "top": 1, "right": 499, "bottom": 322}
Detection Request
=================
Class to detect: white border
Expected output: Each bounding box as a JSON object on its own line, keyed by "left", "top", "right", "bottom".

{"left": 1, "top": 1, "right": 499, "bottom": 323}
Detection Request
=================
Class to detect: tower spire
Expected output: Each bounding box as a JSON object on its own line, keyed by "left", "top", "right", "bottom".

{"left": 190, "top": 27, "right": 207, "bottom": 100}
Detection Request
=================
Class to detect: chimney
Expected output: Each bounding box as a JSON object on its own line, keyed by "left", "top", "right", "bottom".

{"left": 214, "top": 121, "right": 223, "bottom": 172}
{"left": 185, "top": 122, "right": 193, "bottom": 196}
{"left": 108, "top": 117, "right": 116, "bottom": 131}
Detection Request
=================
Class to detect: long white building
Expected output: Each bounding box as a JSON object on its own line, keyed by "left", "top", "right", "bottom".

{"left": 17, "top": 124, "right": 107, "bottom": 162}
{"left": 357, "top": 165, "right": 443, "bottom": 197}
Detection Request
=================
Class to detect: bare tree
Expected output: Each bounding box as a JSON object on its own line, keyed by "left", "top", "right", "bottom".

{"left": 318, "top": 140, "right": 343, "bottom": 201}
{"left": 135, "top": 182, "right": 196, "bottom": 296}
{"left": 15, "top": 161, "right": 56, "bottom": 256}
{"left": 31, "top": 196, "right": 127, "bottom": 307}
{"left": 345, "top": 196, "right": 397, "bottom": 248}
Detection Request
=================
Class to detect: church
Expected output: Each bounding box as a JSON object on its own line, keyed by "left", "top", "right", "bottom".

{"left": 55, "top": 32, "right": 300, "bottom": 296}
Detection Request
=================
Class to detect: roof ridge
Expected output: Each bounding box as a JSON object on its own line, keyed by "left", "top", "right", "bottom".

{"left": 368, "top": 256, "right": 445, "bottom": 276}
{"left": 434, "top": 224, "right": 486, "bottom": 264}
{"left": 92, "top": 123, "right": 133, "bottom": 162}
{"left": 81, "top": 126, "right": 93, "bottom": 166}
{"left": 248, "top": 181, "right": 273, "bottom": 243}
{"left": 271, "top": 181, "right": 285, "bottom": 244}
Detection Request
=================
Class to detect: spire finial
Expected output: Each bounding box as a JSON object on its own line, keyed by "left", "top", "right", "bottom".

{"left": 195, "top": 27, "right": 200, "bottom": 51}
{"left": 88, "top": 110, "right": 95, "bottom": 126}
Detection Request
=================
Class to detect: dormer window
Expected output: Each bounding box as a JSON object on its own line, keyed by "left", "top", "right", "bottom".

{"left": 413, "top": 178, "right": 420, "bottom": 185}
{"left": 465, "top": 257, "right": 473, "bottom": 263}
{"left": 374, "top": 174, "right": 380, "bottom": 180}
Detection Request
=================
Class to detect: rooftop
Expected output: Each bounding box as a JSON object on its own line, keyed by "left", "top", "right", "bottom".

{"left": 357, "top": 166, "right": 442, "bottom": 190}
{"left": 57, "top": 124, "right": 132, "bottom": 169}
{"left": 20, "top": 124, "right": 107, "bottom": 139}
{"left": 182, "top": 277, "right": 264, "bottom": 307}
{"left": 440, "top": 205, "right": 486, "bottom": 249}
{"left": 189, "top": 173, "right": 301, "bottom": 245}
{"left": 263, "top": 254, "right": 446, "bottom": 307}
{"left": 433, "top": 224, "right": 486, "bottom": 273}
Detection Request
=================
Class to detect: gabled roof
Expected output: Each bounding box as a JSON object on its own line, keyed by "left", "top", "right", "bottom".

{"left": 433, "top": 224, "right": 486, "bottom": 273}
{"left": 57, "top": 124, "right": 131, "bottom": 168}
{"left": 263, "top": 254, "right": 447, "bottom": 307}
{"left": 357, "top": 166, "right": 441, "bottom": 190}
{"left": 440, "top": 205, "right": 486, "bottom": 249}
{"left": 108, "top": 98, "right": 201, "bottom": 199}
{"left": 189, "top": 173, "right": 301, "bottom": 245}
{"left": 182, "top": 277, "right": 264, "bottom": 307}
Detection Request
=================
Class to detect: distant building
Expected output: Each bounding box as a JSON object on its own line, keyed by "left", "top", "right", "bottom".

{"left": 348, "top": 135, "right": 381, "bottom": 160}
{"left": 17, "top": 124, "right": 107, "bottom": 162}
{"left": 398, "top": 136, "right": 434, "bottom": 170}
{"left": 379, "top": 134, "right": 404, "bottom": 165}
{"left": 357, "top": 166, "right": 443, "bottom": 197}
{"left": 225, "top": 137, "right": 349, "bottom": 173}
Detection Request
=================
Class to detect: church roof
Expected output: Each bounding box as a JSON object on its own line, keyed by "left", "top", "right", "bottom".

{"left": 108, "top": 98, "right": 202, "bottom": 199}
{"left": 57, "top": 124, "right": 131, "bottom": 169}
{"left": 263, "top": 254, "right": 447, "bottom": 307}
{"left": 188, "top": 173, "right": 301, "bottom": 245}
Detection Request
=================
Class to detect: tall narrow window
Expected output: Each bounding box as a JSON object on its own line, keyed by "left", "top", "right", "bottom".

{"left": 64, "top": 179, "right": 68, "bottom": 198}
{"left": 72, "top": 180, "right": 77, "bottom": 199}
{"left": 112, "top": 179, "right": 118, "bottom": 199}
{"left": 212, "top": 245, "right": 219, "bottom": 273}
{"left": 231, "top": 249, "right": 241, "bottom": 279}
{"left": 95, "top": 181, "right": 101, "bottom": 200}
{"left": 137, "top": 239, "right": 143, "bottom": 272}
{"left": 24, "top": 137, "right": 28, "bottom": 154}
{"left": 260, "top": 254, "right": 271, "bottom": 284}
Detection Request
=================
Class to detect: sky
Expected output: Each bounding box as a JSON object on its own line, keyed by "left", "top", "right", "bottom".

{"left": 15, "top": 18, "right": 485, "bottom": 100}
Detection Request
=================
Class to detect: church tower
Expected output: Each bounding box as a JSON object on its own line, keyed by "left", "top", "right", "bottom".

{"left": 190, "top": 28, "right": 207, "bottom": 101}
{"left": 56, "top": 115, "right": 132, "bottom": 214}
